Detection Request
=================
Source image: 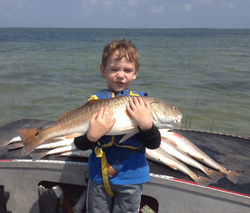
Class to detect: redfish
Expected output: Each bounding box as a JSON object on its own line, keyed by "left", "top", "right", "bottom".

{"left": 19, "top": 96, "right": 182, "bottom": 156}
{"left": 146, "top": 148, "right": 216, "bottom": 186}
{"left": 159, "top": 129, "right": 245, "bottom": 184}
{"left": 160, "top": 139, "right": 226, "bottom": 181}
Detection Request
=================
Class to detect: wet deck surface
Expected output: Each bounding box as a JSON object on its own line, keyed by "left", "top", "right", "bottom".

{"left": 0, "top": 118, "right": 249, "bottom": 196}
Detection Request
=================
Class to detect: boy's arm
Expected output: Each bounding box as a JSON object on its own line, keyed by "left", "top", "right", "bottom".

{"left": 74, "top": 107, "right": 116, "bottom": 150}
{"left": 74, "top": 124, "right": 161, "bottom": 150}
{"left": 74, "top": 133, "right": 95, "bottom": 150}
{"left": 139, "top": 124, "right": 161, "bottom": 149}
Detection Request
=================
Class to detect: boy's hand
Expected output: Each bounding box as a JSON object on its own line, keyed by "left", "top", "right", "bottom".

{"left": 87, "top": 107, "right": 116, "bottom": 142}
{"left": 126, "top": 97, "right": 153, "bottom": 131}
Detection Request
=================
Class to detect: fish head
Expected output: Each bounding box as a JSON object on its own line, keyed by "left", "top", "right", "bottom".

{"left": 150, "top": 99, "right": 182, "bottom": 129}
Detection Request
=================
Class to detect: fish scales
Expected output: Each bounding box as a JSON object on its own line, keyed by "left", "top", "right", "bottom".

{"left": 18, "top": 96, "right": 182, "bottom": 156}
{"left": 159, "top": 129, "right": 245, "bottom": 184}
{"left": 53, "top": 96, "right": 135, "bottom": 135}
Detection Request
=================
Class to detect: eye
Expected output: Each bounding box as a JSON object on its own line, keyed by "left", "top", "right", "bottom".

{"left": 173, "top": 106, "right": 177, "bottom": 110}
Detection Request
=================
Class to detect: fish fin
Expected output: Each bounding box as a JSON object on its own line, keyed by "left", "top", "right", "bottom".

{"left": 172, "top": 132, "right": 185, "bottom": 139}
{"left": 161, "top": 136, "right": 178, "bottom": 147}
{"left": 59, "top": 151, "right": 73, "bottom": 156}
{"left": 30, "top": 151, "right": 48, "bottom": 161}
{"left": 190, "top": 174, "right": 216, "bottom": 186}
{"left": 55, "top": 100, "right": 103, "bottom": 123}
{"left": 1, "top": 136, "right": 23, "bottom": 148}
{"left": 124, "top": 110, "right": 132, "bottom": 119}
{"left": 224, "top": 170, "right": 245, "bottom": 184}
{"left": 164, "top": 163, "right": 178, "bottom": 170}
{"left": 161, "top": 136, "right": 168, "bottom": 141}
{"left": 60, "top": 150, "right": 91, "bottom": 158}
{"left": 83, "top": 99, "right": 103, "bottom": 106}
{"left": 158, "top": 157, "right": 178, "bottom": 170}
{"left": 118, "top": 129, "right": 139, "bottom": 143}
{"left": 8, "top": 142, "right": 24, "bottom": 150}
{"left": 66, "top": 133, "right": 82, "bottom": 139}
{"left": 55, "top": 106, "right": 85, "bottom": 123}
{"left": 121, "top": 126, "right": 138, "bottom": 131}
{"left": 45, "top": 137, "right": 66, "bottom": 142}
{"left": 0, "top": 140, "right": 9, "bottom": 148}
{"left": 145, "top": 150, "right": 178, "bottom": 170}
{"left": 10, "top": 136, "right": 22, "bottom": 143}
{"left": 202, "top": 167, "right": 226, "bottom": 182}
{"left": 190, "top": 154, "right": 204, "bottom": 162}
{"left": 0, "top": 136, "right": 23, "bottom": 148}
{"left": 154, "top": 157, "right": 178, "bottom": 170}
{"left": 18, "top": 128, "right": 44, "bottom": 156}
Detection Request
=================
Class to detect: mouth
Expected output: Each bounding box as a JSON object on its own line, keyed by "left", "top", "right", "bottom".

{"left": 115, "top": 82, "right": 125, "bottom": 86}
{"left": 174, "top": 114, "right": 182, "bottom": 127}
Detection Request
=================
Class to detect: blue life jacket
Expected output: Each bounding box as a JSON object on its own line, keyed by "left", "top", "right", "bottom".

{"left": 88, "top": 89, "right": 148, "bottom": 153}
{"left": 87, "top": 89, "right": 151, "bottom": 190}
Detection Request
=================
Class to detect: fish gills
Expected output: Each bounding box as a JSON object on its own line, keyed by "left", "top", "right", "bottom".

{"left": 18, "top": 128, "right": 46, "bottom": 156}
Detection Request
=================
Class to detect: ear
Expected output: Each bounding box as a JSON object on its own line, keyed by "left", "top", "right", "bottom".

{"left": 100, "top": 64, "right": 106, "bottom": 77}
{"left": 133, "top": 68, "right": 139, "bottom": 80}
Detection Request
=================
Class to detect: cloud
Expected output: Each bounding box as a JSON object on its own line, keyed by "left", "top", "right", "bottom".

{"left": 126, "top": 12, "right": 136, "bottom": 18}
{"left": 80, "top": 0, "right": 99, "bottom": 10}
{"left": 79, "top": 0, "right": 150, "bottom": 19}
{"left": 121, "top": 6, "right": 136, "bottom": 18}
{"left": 193, "top": 0, "right": 214, "bottom": 6}
{"left": 103, "top": 0, "right": 113, "bottom": 7}
{"left": 221, "top": 1, "right": 234, "bottom": 8}
{"left": 183, "top": 3, "right": 192, "bottom": 12}
{"left": 150, "top": 4, "right": 164, "bottom": 14}
{"left": 0, "top": 0, "right": 30, "bottom": 8}
{"left": 127, "top": 0, "right": 148, "bottom": 7}
{"left": 193, "top": 0, "right": 234, "bottom": 8}
{"left": 127, "top": 0, "right": 139, "bottom": 7}
{"left": 80, "top": 0, "right": 115, "bottom": 10}
{"left": 170, "top": 3, "right": 192, "bottom": 12}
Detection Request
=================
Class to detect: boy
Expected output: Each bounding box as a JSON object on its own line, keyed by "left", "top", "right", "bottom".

{"left": 74, "top": 38, "right": 161, "bottom": 213}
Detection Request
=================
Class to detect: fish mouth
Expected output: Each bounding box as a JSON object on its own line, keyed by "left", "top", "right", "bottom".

{"left": 174, "top": 114, "right": 182, "bottom": 128}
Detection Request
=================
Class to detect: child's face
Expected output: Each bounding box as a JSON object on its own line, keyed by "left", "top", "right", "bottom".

{"left": 100, "top": 50, "right": 139, "bottom": 94}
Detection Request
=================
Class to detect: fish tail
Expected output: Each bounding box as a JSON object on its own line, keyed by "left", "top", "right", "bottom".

{"left": 30, "top": 152, "right": 48, "bottom": 161}
{"left": 224, "top": 170, "right": 245, "bottom": 184}
{"left": 18, "top": 128, "right": 44, "bottom": 156}
{"left": 202, "top": 167, "right": 226, "bottom": 182}
{"left": 191, "top": 174, "right": 216, "bottom": 187}
{"left": 0, "top": 140, "right": 8, "bottom": 149}
{"left": 8, "top": 142, "right": 24, "bottom": 150}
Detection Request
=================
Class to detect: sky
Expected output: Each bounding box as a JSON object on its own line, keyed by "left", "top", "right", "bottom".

{"left": 0, "top": 0, "right": 249, "bottom": 28}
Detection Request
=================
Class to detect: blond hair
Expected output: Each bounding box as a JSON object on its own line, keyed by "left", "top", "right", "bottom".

{"left": 102, "top": 38, "right": 140, "bottom": 70}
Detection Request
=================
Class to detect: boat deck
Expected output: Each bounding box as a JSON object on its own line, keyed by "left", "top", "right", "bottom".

{"left": 0, "top": 119, "right": 250, "bottom": 213}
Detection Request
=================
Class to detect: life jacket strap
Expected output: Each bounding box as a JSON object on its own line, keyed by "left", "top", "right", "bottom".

{"left": 94, "top": 142, "right": 115, "bottom": 197}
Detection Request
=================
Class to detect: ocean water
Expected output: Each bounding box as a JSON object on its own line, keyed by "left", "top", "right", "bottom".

{"left": 0, "top": 28, "right": 249, "bottom": 137}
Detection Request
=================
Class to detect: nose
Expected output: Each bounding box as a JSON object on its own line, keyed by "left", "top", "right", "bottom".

{"left": 116, "top": 70, "right": 124, "bottom": 78}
